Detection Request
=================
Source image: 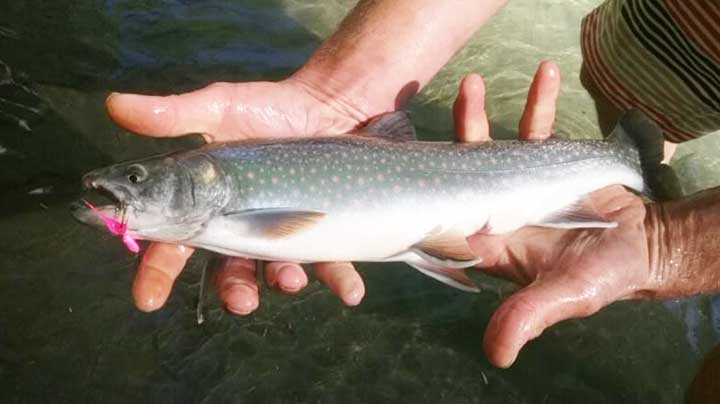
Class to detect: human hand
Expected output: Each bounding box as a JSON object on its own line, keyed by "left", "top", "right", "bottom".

{"left": 454, "top": 61, "right": 655, "bottom": 368}
{"left": 104, "top": 0, "right": 513, "bottom": 317}
{"left": 470, "top": 187, "right": 651, "bottom": 368}
{"left": 107, "top": 78, "right": 369, "bottom": 314}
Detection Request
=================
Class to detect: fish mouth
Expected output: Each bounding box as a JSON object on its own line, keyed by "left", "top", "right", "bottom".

{"left": 71, "top": 175, "right": 135, "bottom": 226}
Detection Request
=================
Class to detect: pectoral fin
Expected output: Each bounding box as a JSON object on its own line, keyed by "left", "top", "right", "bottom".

{"left": 537, "top": 198, "right": 617, "bottom": 229}
{"left": 223, "top": 208, "right": 326, "bottom": 238}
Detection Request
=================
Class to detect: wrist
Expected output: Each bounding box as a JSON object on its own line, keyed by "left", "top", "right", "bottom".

{"left": 289, "top": 0, "right": 509, "bottom": 122}
{"left": 642, "top": 202, "right": 677, "bottom": 299}
{"left": 289, "top": 62, "right": 395, "bottom": 124}
{"left": 283, "top": 0, "right": 510, "bottom": 133}
{"left": 642, "top": 189, "right": 720, "bottom": 299}
{"left": 280, "top": 75, "right": 370, "bottom": 136}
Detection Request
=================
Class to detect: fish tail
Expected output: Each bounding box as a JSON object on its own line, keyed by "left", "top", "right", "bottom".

{"left": 608, "top": 109, "right": 665, "bottom": 199}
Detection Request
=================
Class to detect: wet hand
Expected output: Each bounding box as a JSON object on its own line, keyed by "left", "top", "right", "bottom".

{"left": 470, "top": 187, "right": 651, "bottom": 368}
{"left": 454, "top": 61, "right": 654, "bottom": 368}
{"left": 107, "top": 78, "right": 367, "bottom": 314}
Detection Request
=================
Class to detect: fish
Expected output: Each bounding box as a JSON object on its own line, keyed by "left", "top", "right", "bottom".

{"left": 72, "top": 110, "right": 663, "bottom": 292}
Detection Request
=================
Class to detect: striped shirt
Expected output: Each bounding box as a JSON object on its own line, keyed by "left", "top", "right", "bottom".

{"left": 581, "top": 0, "right": 720, "bottom": 142}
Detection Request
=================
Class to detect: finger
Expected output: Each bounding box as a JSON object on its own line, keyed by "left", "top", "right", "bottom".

{"left": 314, "top": 262, "right": 365, "bottom": 306}
{"left": 133, "top": 242, "right": 195, "bottom": 312}
{"left": 518, "top": 61, "right": 561, "bottom": 140}
{"left": 483, "top": 277, "right": 605, "bottom": 368}
{"left": 214, "top": 257, "right": 260, "bottom": 315}
{"left": 264, "top": 261, "right": 308, "bottom": 293}
{"left": 106, "top": 83, "right": 232, "bottom": 137}
{"left": 453, "top": 73, "right": 490, "bottom": 143}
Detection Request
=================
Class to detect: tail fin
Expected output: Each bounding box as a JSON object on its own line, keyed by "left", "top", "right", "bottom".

{"left": 608, "top": 109, "right": 665, "bottom": 198}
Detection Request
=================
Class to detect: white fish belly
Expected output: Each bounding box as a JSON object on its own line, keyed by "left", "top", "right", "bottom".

{"left": 190, "top": 201, "right": 489, "bottom": 262}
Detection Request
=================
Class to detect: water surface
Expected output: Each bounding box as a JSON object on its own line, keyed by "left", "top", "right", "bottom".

{"left": 1, "top": 1, "right": 719, "bottom": 403}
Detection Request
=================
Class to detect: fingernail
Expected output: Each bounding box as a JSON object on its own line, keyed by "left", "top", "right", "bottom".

{"left": 225, "top": 285, "right": 259, "bottom": 315}
{"left": 540, "top": 61, "right": 559, "bottom": 79}
{"left": 227, "top": 304, "right": 256, "bottom": 316}
{"left": 105, "top": 93, "right": 120, "bottom": 115}
{"left": 278, "top": 265, "right": 306, "bottom": 293}
{"left": 135, "top": 289, "right": 165, "bottom": 312}
{"left": 343, "top": 284, "right": 364, "bottom": 306}
{"left": 106, "top": 92, "right": 122, "bottom": 109}
{"left": 133, "top": 277, "right": 167, "bottom": 312}
{"left": 464, "top": 73, "right": 484, "bottom": 91}
{"left": 499, "top": 352, "right": 518, "bottom": 369}
{"left": 136, "top": 295, "right": 158, "bottom": 312}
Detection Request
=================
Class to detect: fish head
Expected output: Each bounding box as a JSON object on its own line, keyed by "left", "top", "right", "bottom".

{"left": 73, "top": 152, "right": 228, "bottom": 242}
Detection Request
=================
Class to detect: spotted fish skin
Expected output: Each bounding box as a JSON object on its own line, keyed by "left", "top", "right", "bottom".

{"left": 75, "top": 111, "right": 663, "bottom": 291}
{"left": 209, "top": 136, "right": 643, "bottom": 214}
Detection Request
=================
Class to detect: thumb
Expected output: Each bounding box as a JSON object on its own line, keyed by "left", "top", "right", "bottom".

{"left": 106, "top": 83, "right": 231, "bottom": 137}
{"left": 483, "top": 277, "right": 604, "bottom": 367}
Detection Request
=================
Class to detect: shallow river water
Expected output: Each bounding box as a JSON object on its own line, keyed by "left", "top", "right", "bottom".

{"left": 1, "top": 1, "right": 720, "bottom": 403}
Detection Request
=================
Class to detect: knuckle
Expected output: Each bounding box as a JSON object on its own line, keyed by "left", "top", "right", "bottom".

{"left": 220, "top": 274, "right": 258, "bottom": 293}
{"left": 142, "top": 262, "right": 176, "bottom": 283}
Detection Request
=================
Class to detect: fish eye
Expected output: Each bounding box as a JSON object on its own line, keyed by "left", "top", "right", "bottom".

{"left": 126, "top": 165, "right": 147, "bottom": 184}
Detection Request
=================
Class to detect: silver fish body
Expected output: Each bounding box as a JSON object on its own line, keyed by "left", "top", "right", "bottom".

{"left": 74, "top": 111, "right": 663, "bottom": 291}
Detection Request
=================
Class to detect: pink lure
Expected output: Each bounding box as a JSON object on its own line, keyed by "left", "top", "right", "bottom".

{"left": 83, "top": 200, "right": 140, "bottom": 253}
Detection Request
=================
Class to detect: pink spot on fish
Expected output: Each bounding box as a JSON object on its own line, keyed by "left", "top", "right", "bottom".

{"left": 83, "top": 199, "right": 140, "bottom": 253}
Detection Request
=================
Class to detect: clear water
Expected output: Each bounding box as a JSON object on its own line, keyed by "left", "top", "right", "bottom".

{"left": 2, "top": 1, "right": 719, "bottom": 403}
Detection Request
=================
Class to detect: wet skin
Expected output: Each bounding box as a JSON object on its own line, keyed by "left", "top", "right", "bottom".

{"left": 105, "top": 0, "right": 513, "bottom": 316}
{"left": 107, "top": 60, "right": 574, "bottom": 365}
{"left": 107, "top": 58, "right": 716, "bottom": 369}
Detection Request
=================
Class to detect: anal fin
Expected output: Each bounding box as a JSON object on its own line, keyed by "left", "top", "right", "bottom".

{"left": 412, "top": 248, "right": 482, "bottom": 269}
{"left": 406, "top": 257, "right": 480, "bottom": 293}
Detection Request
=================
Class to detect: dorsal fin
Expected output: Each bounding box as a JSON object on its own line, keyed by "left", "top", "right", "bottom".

{"left": 360, "top": 111, "right": 416, "bottom": 141}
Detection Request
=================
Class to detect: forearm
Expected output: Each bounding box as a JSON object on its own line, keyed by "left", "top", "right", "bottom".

{"left": 291, "top": 0, "right": 508, "bottom": 121}
{"left": 645, "top": 187, "right": 720, "bottom": 298}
